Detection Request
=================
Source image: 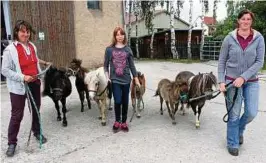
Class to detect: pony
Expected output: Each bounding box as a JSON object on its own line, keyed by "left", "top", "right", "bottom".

{"left": 187, "top": 72, "right": 217, "bottom": 128}
{"left": 130, "top": 71, "right": 146, "bottom": 120}
{"left": 175, "top": 71, "right": 195, "bottom": 115}
{"left": 68, "top": 58, "right": 91, "bottom": 112}
{"left": 84, "top": 67, "right": 112, "bottom": 126}
{"left": 154, "top": 79, "right": 188, "bottom": 125}
{"left": 42, "top": 66, "right": 72, "bottom": 127}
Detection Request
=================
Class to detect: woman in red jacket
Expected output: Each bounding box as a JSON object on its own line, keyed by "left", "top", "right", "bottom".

{"left": 2, "top": 20, "right": 51, "bottom": 157}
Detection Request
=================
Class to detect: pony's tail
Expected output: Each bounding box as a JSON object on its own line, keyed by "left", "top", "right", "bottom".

{"left": 153, "top": 89, "right": 159, "bottom": 97}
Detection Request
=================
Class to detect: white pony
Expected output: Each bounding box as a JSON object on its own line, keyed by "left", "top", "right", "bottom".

{"left": 84, "top": 67, "right": 112, "bottom": 126}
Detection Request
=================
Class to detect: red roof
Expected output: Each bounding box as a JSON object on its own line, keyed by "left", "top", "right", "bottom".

{"left": 203, "top": 16, "right": 216, "bottom": 25}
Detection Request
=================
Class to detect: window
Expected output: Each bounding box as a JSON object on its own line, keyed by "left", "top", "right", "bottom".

{"left": 87, "top": 1, "right": 101, "bottom": 10}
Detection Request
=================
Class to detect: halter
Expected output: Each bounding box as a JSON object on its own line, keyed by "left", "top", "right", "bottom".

{"left": 67, "top": 67, "right": 80, "bottom": 76}
{"left": 87, "top": 80, "right": 109, "bottom": 97}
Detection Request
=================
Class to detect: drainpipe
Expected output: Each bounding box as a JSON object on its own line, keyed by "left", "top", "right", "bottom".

{"left": 2, "top": 0, "right": 12, "bottom": 41}
{"left": 121, "top": 0, "right": 126, "bottom": 31}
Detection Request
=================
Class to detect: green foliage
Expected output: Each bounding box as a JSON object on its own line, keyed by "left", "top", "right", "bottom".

{"left": 214, "top": 1, "right": 266, "bottom": 39}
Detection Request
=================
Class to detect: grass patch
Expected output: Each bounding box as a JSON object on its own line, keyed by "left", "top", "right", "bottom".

{"left": 135, "top": 58, "right": 201, "bottom": 64}
{"left": 263, "top": 62, "right": 266, "bottom": 70}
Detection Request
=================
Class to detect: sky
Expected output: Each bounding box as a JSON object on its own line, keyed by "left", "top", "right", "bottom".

{"left": 154, "top": 0, "right": 228, "bottom": 24}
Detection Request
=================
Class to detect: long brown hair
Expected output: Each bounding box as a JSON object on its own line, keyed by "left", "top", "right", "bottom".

{"left": 110, "top": 26, "right": 127, "bottom": 47}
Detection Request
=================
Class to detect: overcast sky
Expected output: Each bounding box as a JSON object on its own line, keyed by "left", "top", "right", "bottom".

{"left": 154, "top": 0, "right": 228, "bottom": 23}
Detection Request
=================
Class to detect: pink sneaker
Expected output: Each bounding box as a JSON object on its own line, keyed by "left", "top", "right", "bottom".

{"left": 112, "top": 121, "right": 120, "bottom": 133}
{"left": 120, "top": 123, "right": 129, "bottom": 132}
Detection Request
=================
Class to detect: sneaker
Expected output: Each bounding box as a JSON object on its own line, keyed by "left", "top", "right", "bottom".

{"left": 239, "top": 135, "right": 244, "bottom": 145}
{"left": 121, "top": 123, "right": 129, "bottom": 132}
{"left": 112, "top": 121, "right": 120, "bottom": 133}
{"left": 34, "top": 134, "right": 47, "bottom": 144}
{"left": 228, "top": 148, "right": 239, "bottom": 156}
{"left": 6, "top": 144, "right": 16, "bottom": 157}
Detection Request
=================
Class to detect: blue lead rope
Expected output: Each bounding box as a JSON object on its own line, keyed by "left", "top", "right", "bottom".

{"left": 25, "top": 83, "right": 43, "bottom": 149}
{"left": 26, "top": 64, "right": 51, "bottom": 149}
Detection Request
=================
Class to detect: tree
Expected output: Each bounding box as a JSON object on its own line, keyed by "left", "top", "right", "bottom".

{"left": 140, "top": 1, "right": 158, "bottom": 59}
{"left": 134, "top": 0, "right": 141, "bottom": 59}
{"left": 214, "top": 0, "right": 266, "bottom": 39}
{"left": 176, "top": 0, "right": 184, "bottom": 18}
{"left": 170, "top": 0, "right": 178, "bottom": 59}
{"left": 199, "top": 0, "right": 209, "bottom": 60}
{"left": 127, "top": 0, "right": 133, "bottom": 47}
{"left": 187, "top": 0, "right": 193, "bottom": 60}
{"left": 213, "top": 0, "right": 219, "bottom": 25}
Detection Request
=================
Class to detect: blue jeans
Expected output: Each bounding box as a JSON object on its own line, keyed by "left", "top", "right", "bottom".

{"left": 225, "top": 80, "right": 259, "bottom": 149}
{"left": 112, "top": 82, "right": 130, "bottom": 123}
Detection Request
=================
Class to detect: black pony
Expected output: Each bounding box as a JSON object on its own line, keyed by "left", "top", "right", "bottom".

{"left": 43, "top": 66, "right": 72, "bottom": 127}
{"left": 68, "top": 58, "right": 91, "bottom": 112}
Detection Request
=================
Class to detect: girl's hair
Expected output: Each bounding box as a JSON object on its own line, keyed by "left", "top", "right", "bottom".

{"left": 237, "top": 9, "right": 255, "bottom": 28}
{"left": 110, "top": 26, "right": 127, "bottom": 47}
{"left": 13, "top": 20, "right": 36, "bottom": 41}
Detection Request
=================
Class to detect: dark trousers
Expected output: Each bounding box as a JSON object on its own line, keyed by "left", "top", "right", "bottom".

{"left": 112, "top": 82, "right": 130, "bottom": 123}
{"left": 8, "top": 81, "right": 41, "bottom": 145}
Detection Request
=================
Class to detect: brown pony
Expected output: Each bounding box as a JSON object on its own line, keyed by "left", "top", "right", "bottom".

{"left": 154, "top": 79, "right": 188, "bottom": 125}
{"left": 130, "top": 71, "right": 146, "bottom": 120}
{"left": 175, "top": 71, "right": 195, "bottom": 115}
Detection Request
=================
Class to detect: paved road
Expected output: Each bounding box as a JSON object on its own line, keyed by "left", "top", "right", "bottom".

{"left": 1, "top": 61, "right": 266, "bottom": 163}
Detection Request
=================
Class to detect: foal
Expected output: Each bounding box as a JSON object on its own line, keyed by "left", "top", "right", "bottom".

{"left": 175, "top": 71, "right": 195, "bottom": 115}
{"left": 154, "top": 79, "right": 188, "bottom": 125}
{"left": 68, "top": 58, "right": 91, "bottom": 112}
{"left": 130, "top": 71, "right": 146, "bottom": 119}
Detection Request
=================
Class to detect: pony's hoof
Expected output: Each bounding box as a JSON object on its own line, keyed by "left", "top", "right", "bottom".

{"left": 172, "top": 121, "right": 177, "bottom": 125}
{"left": 137, "top": 114, "right": 141, "bottom": 118}
{"left": 62, "top": 121, "right": 68, "bottom": 127}
{"left": 101, "top": 122, "right": 106, "bottom": 126}
{"left": 81, "top": 109, "right": 84, "bottom": 112}
{"left": 98, "top": 117, "right": 102, "bottom": 120}
{"left": 160, "top": 112, "right": 163, "bottom": 115}
{"left": 195, "top": 124, "right": 200, "bottom": 129}
{"left": 57, "top": 117, "right": 62, "bottom": 121}
{"left": 108, "top": 107, "right": 113, "bottom": 111}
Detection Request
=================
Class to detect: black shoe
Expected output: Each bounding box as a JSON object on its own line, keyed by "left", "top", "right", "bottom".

{"left": 228, "top": 148, "right": 239, "bottom": 156}
{"left": 6, "top": 144, "right": 16, "bottom": 157}
{"left": 34, "top": 134, "right": 47, "bottom": 144}
{"left": 239, "top": 135, "right": 244, "bottom": 145}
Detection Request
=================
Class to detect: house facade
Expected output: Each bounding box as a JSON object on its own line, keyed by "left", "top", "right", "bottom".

{"left": 1, "top": 1, "right": 123, "bottom": 68}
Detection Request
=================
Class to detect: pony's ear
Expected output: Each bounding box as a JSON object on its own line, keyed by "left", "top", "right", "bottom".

{"left": 210, "top": 71, "right": 213, "bottom": 74}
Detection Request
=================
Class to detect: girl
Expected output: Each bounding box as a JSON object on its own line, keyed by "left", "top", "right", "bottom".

{"left": 104, "top": 27, "right": 140, "bottom": 133}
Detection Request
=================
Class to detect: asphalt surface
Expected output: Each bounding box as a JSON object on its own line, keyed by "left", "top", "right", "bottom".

{"left": 1, "top": 61, "right": 266, "bottom": 163}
